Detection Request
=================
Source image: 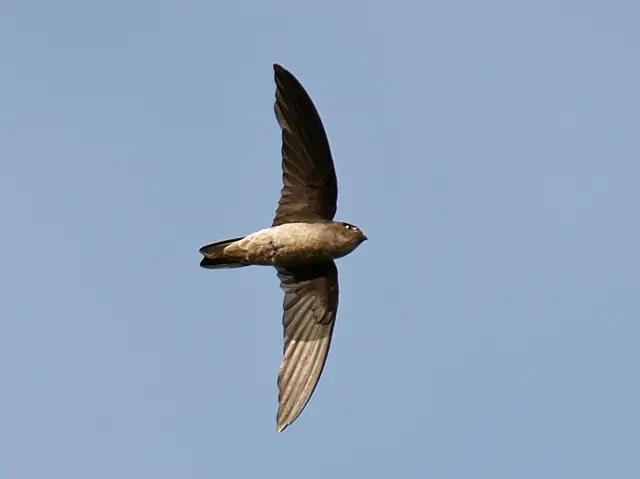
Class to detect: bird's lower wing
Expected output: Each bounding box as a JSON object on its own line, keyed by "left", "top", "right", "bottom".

{"left": 275, "top": 261, "right": 339, "bottom": 432}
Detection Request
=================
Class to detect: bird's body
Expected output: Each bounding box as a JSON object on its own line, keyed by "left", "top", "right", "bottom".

{"left": 199, "top": 64, "right": 366, "bottom": 432}
{"left": 202, "top": 222, "right": 364, "bottom": 267}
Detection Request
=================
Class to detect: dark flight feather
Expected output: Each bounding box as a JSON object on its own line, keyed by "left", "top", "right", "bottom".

{"left": 272, "top": 64, "right": 338, "bottom": 226}
{"left": 199, "top": 237, "right": 247, "bottom": 269}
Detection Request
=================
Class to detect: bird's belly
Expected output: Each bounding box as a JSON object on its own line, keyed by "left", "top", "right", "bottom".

{"left": 271, "top": 240, "right": 336, "bottom": 265}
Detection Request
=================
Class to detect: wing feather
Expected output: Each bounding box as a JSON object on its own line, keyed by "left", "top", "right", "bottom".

{"left": 275, "top": 261, "right": 339, "bottom": 432}
{"left": 272, "top": 64, "right": 338, "bottom": 225}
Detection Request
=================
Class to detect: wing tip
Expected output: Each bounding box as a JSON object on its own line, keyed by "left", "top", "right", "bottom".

{"left": 273, "top": 63, "right": 287, "bottom": 79}
{"left": 277, "top": 421, "right": 289, "bottom": 433}
{"left": 276, "top": 401, "right": 294, "bottom": 433}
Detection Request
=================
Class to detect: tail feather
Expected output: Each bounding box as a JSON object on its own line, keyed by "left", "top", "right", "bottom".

{"left": 199, "top": 237, "right": 247, "bottom": 269}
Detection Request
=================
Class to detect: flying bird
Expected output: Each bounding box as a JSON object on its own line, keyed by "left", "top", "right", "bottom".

{"left": 199, "top": 64, "right": 367, "bottom": 432}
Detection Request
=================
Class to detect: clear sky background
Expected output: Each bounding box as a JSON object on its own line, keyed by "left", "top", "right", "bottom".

{"left": 1, "top": 1, "right": 639, "bottom": 477}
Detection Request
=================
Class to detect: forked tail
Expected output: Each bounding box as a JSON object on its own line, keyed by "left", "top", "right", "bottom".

{"left": 199, "top": 237, "right": 247, "bottom": 269}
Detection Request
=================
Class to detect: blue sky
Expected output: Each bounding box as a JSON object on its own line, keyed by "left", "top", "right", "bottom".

{"left": 1, "top": 1, "right": 639, "bottom": 477}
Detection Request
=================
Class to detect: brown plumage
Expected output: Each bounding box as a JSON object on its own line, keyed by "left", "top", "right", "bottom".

{"left": 199, "top": 64, "right": 366, "bottom": 432}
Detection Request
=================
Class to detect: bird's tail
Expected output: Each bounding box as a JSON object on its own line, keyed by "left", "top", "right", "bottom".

{"left": 199, "top": 237, "right": 247, "bottom": 269}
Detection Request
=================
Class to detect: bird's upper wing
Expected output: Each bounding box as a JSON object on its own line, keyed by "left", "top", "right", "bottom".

{"left": 275, "top": 261, "right": 339, "bottom": 432}
{"left": 272, "top": 64, "right": 338, "bottom": 226}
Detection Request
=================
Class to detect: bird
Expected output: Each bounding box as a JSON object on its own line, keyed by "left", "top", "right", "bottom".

{"left": 199, "top": 63, "right": 367, "bottom": 432}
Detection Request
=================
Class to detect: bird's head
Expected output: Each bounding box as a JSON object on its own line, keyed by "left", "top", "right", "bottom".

{"left": 338, "top": 222, "right": 368, "bottom": 244}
